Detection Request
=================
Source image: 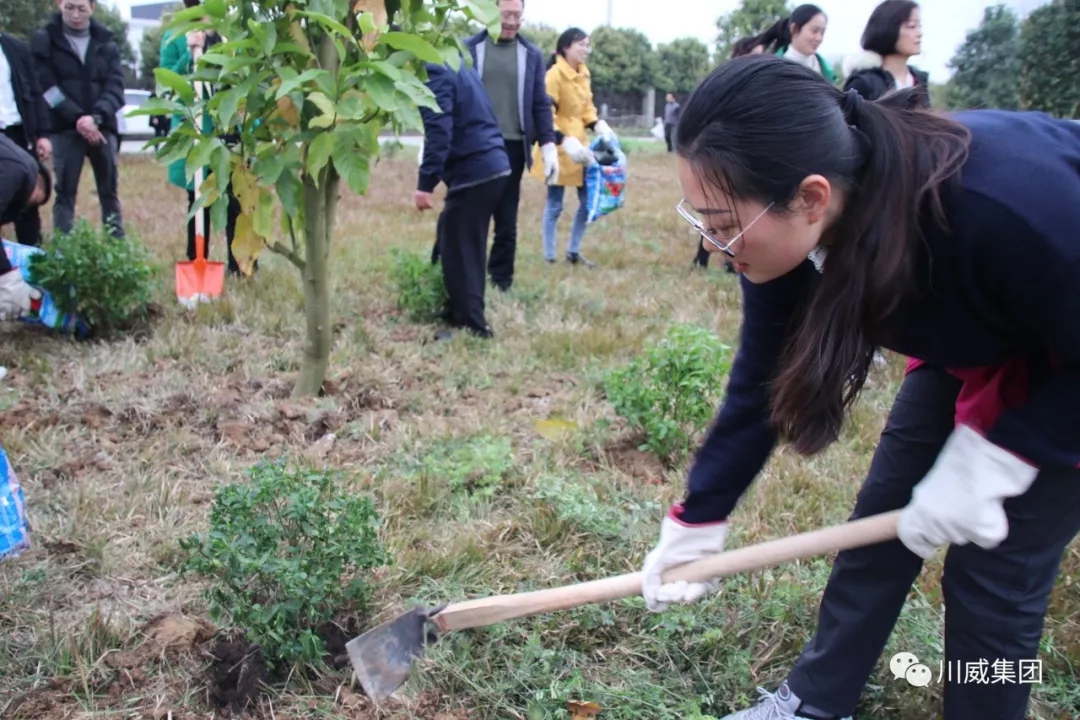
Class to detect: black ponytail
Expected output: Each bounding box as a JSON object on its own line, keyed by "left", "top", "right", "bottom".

{"left": 675, "top": 55, "right": 971, "bottom": 455}
{"left": 732, "top": 4, "right": 826, "bottom": 58}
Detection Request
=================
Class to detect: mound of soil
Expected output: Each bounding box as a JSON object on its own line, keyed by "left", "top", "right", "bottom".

{"left": 206, "top": 636, "right": 267, "bottom": 714}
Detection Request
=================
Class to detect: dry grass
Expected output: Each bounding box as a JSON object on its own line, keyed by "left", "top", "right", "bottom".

{"left": 1, "top": 142, "right": 1078, "bottom": 720}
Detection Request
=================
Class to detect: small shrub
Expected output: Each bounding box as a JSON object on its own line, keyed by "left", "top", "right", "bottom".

{"left": 388, "top": 247, "right": 447, "bottom": 322}
{"left": 27, "top": 218, "right": 158, "bottom": 337}
{"left": 603, "top": 323, "right": 732, "bottom": 463}
{"left": 177, "top": 460, "right": 388, "bottom": 673}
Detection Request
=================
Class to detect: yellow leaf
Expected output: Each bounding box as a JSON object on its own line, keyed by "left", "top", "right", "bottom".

{"left": 353, "top": 0, "right": 387, "bottom": 52}
{"left": 568, "top": 700, "right": 602, "bottom": 719}
{"left": 231, "top": 165, "right": 260, "bottom": 216}
{"left": 276, "top": 96, "right": 300, "bottom": 128}
{"left": 288, "top": 20, "right": 311, "bottom": 55}
{"left": 535, "top": 418, "right": 578, "bottom": 441}
{"left": 307, "top": 91, "right": 336, "bottom": 129}
{"left": 196, "top": 173, "right": 221, "bottom": 209}
{"left": 230, "top": 213, "right": 264, "bottom": 277}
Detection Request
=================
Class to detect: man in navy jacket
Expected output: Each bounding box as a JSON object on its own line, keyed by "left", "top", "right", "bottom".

{"left": 463, "top": 0, "right": 557, "bottom": 291}
{"left": 416, "top": 56, "right": 511, "bottom": 340}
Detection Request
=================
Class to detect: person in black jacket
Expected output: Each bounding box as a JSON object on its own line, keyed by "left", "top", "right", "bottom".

{"left": 645, "top": 54, "right": 1080, "bottom": 720}
{"left": 842, "top": 0, "right": 930, "bottom": 106}
{"left": 31, "top": 0, "right": 126, "bottom": 240}
{"left": 0, "top": 133, "right": 50, "bottom": 320}
{"left": 0, "top": 32, "right": 52, "bottom": 246}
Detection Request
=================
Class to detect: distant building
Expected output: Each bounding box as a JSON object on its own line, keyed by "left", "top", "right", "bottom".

{"left": 126, "top": 1, "right": 176, "bottom": 65}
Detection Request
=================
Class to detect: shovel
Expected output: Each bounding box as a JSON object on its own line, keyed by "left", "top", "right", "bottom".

{"left": 346, "top": 509, "right": 901, "bottom": 702}
{"left": 175, "top": 45, "right": 224, "bottom": 309}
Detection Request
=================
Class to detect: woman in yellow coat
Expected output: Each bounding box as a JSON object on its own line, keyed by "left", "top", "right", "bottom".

{"left": 531, "top": 28, "right": 616, "bottom": 268}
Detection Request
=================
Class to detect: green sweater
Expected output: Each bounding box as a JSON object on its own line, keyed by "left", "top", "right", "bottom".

{"left": 160, "top": 30, "right": 213, "bottom": 191}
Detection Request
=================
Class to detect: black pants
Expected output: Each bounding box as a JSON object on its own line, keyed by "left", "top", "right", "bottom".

{"left": 2, "top": 124, "right": 42, "bottom": 246}
{"left": 487, "top": 140, "right": 526, "bottom": 290}
{"left": 435, "top": 175, "right": 507, "bottom": 333}
{"left": 664, "top": 122, "right": 675, "bottom": 152}
{"left": 786, "top": 363, "right": 1080, "bottom": 719}
{"left": 186, "top": 187, "right": 244, "bottom": 275}
{"left": 52, "top": 129, "right": 124, "bottom": 239}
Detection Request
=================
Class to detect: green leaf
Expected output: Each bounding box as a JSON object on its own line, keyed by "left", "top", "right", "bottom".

{"left": 333, "top": 130, "right": 371, "bottom": 195}
{"left": 203, "top": 0, "right": 227, "bottom": 18}
{"left": 153, "top": 67, "right": 195, "bottom": 105}
{"left": 305, "top": 132, "right": 334, "bottom": 182}
{"left": 394, "top": 76, "right": 439, "bottom": 111}
{"left": 380, "top": 32, "right": 443, "bottom": 63}
{"left": 357, "top": 11, "right": 377, "bottom": 36}
{"left": 253, "top": 188, "right": 277, "bottom": 239}
{"left": 364, "top": 74, "right": 398, "bottom": 112}
{"left": 276, "top": 68, "right": 332, "bottom": 99}
{"left": 295, "top": 10, "right": 356, "bottom": 44}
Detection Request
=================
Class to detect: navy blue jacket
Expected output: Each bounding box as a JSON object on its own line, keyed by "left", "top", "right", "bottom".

{"left": 680, "top": 110, "right": 1080, "bottom": 524}
{"left": 464, "top": 31, "right": 556, "bottom": 168}
{"left": 417, "top": 57, "right": 510, "bottom": 194}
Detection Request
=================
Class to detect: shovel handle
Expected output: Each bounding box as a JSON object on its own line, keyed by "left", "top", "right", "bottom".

{"left": 432, "top": 510, "right": 900, "bottom": 634}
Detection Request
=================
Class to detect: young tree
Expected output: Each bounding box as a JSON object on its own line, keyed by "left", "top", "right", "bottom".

{"left": 1017, "top": 0, "right": 1080, "bottom": 118}
{"left": 714, "top": 0, "right": 789, "bottom": 61}
{"left": 946, "top": 4, "right": 1021, "bottom": 111}
{"left": 655, "top": 37, "right": 711, "bottom": 95}
{"left": 146, "top": 0, "right": 498, "bottom": 397}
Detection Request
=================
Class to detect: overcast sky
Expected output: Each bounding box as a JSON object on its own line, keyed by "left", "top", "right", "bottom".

{"left": 110, "top": 0, "right": 1049, "bottom": 81}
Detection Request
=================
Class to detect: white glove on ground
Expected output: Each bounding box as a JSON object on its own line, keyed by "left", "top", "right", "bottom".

{"left": 594, "top": 119, "right": 616, "bottom": 143}
{"left": 898, "top": 424, "right": 1039, "bottom": 559}
{"left": 540, "top": 142, "right": 559, "bottom": 184}
{"left": 641, "top": 504, "right": 728, "bottom": 612}
{"left": 0, "top": 269, "right": 37, "bottom": 320}
{"left": 561, "top": 136, "right": 594, "bottom": 165}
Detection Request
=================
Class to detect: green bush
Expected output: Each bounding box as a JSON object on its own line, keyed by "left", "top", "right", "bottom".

{"left": 1017, "top": 0, "right": 1080, "bottom": 118}
{"left": 603, "top": 324, "right": 732, "bottom": 463}
{"left": 388, "top": 247, "right": 447, "bottom": 322}
{"left": 177, "top": 460, "right": 389, "bottom": 672}
{"left": 27, "top": 218, "right": 157, "bottom": 337}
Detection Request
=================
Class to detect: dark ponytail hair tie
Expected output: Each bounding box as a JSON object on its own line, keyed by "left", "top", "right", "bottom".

{"left": 841, "top": 89, "right": 872, "bottom": 170}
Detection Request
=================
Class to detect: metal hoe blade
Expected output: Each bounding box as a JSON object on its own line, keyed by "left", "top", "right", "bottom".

{"left": 345, "top": 605, "right": 445, "bottom": 703}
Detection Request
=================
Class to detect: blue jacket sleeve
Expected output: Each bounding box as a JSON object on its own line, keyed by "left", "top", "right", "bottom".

{"left": 417, "top": 63, "right": 455, "bottom": 193}
{"left": 530, "top": 48, "right": 555, "bottom": 147}
{"left": 679, "top": 261, "right": 817, "bottom": 524}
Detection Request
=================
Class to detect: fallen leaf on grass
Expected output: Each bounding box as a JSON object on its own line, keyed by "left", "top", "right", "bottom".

{"left": 568, "top": 700, "right": 602, "bottom": 719}
{"left": 535, "top": 418, "right": 577, "bottom": 441}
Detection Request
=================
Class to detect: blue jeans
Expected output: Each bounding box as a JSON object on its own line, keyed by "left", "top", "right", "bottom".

{"left": 542, "top": 184, "right": 588, "bottom": 260}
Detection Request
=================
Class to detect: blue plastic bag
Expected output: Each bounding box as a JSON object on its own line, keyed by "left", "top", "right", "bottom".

{"left": 2, "top": 238, "right": 89, "bottom": 336}
{"left": 0, "top": 445, "right": 30, "bottom": 562}
{"left": 584, "top": 136, "right": 627, "bottom": 224}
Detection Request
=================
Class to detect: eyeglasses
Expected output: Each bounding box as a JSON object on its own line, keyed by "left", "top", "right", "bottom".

{"left": 676, "top": 199, "right": 774, "bottom": 257}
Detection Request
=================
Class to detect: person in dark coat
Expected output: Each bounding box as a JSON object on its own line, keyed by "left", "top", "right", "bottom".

{"left": 0, "top": 32, "right": 52, "bottom": 246}
{"left": 644, "top": 54, "right": 1080, "bottom": 720}
{"left": 842, "top": 0, "right": 930, "bottom": 105}
{"left": 462, "top": 0, "right": 557, "bottom": 292}
{"left": 415, "top": 55, "right": 511, "bottom": 340}
{"left": 0, "top": 133, "right": 51, "bottom": 320}
{"left": 31, "top": 0, "right": 126, "bottom": 239}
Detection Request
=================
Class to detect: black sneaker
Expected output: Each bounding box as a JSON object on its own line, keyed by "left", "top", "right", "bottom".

{"left": 566, "top": 252, "right": 596, "bottom": 268}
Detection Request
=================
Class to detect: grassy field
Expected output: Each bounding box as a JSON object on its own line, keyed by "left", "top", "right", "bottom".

{"left": 1, "top": 143, "right": 1078, "bottom": 720}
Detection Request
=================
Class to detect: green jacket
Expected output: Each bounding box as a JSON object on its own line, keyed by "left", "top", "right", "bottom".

{"left": 775, "top": 46, "right": 838, "bottom": 86}
{"left": 160, "top": 30, "right": 213, "bottom": 191}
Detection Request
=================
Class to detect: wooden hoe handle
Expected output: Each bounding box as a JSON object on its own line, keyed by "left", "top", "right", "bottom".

{"left": 433, "top": 510, "right": 901, "bottom": 633}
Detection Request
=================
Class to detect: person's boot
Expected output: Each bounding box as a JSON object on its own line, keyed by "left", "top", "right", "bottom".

{"left": 566, "top": 252, "right": 596, "bottom": 268}
{"left": 720, "top": 682, "right": 850, "bottom": 720}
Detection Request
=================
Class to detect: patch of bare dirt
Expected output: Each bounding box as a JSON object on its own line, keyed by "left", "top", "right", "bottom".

{"left": 141, "top": 612, "right": 216, "bottom": 660}
{"left": 596, "top": 435, "right": 667, "bottom": 483}
{"left": 206, "top": 635, "right": 267, "bottom": 714}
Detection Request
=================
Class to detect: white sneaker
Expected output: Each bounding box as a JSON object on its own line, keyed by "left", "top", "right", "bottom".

{"left": 720, "top": 682, "right": 851, "bottom": 720}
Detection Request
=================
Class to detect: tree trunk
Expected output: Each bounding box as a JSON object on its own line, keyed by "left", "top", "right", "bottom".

{"left": 292, "top": 166, "right": 339, "bottom": 397}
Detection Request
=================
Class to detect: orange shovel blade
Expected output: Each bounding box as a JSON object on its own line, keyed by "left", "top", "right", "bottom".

{"left": 176, "top": 235, "right": 225, "bottom": 307}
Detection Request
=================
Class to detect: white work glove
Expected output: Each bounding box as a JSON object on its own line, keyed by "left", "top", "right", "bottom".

{"left": 593, "top": 119, "right": 616, "bottom": 143}
{"left": 540, "top": 142, "right": 559, "bottom": 184}
{"left": 641, "top": 504, "right": 728, "bottom": 612}
{"left": 0, "top": 269, "right": 38, "bottom": 320}
{"left": 898, "top": 424, "right": 1039, "bottom": 559}
{"left": 561, "top": 136, "right": 594, "bottom": 165}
